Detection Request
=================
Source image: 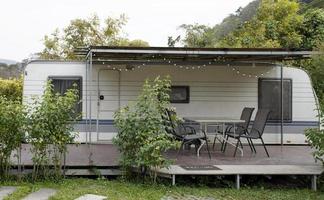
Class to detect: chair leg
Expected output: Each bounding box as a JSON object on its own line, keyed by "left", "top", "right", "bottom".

{"left": 213, "top": 135, "right": 217, "bottom": 149}
{"left": 205, "top": 138, "right": 211, "bottom": 159}
{"left": 222, "top": 135, "right": 229, "bottom": 153}
{"left": 233, "top": 138, "right": 241, "bottom": 157}
{"left": 260, "top": 137, "right": 269, "bottom": 157}
{"left": 220, "top": 139, "right": 224, "bottom": 151}
{"left": 250, "top": 139, "right": 256, "bottom": 153}
{"left": 239, "top": 140, "right": 243, "bottom": 149}
{"left": 246, "top": 138, "right": 254, "bottom": 153}
{"left": 177, "top": 141, "right": 185, "bottom": 157}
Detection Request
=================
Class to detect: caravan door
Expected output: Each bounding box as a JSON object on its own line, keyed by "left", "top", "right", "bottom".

{"left": 95, "top": 69, "right": 120, "bottom": 142}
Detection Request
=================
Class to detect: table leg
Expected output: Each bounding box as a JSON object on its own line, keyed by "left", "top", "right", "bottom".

{"left": 197, "top": 139, "right": 205, "bottom": 157}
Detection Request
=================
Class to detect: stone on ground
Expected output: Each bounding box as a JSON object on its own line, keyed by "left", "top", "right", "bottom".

{"left": 22, "top": 188, "right": 56, "bottom": 200}
{"left": 75, "top": 194, "right": 107, "bottom": 200}
{"left": 0, "top": 186, "right": 17, "bottom": 200}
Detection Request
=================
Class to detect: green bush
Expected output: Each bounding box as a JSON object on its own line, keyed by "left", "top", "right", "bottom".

{"left": 0, "top": 77, "right": 23, "bottom": 101}
{"left": 305, "top": 112, "right": 324, "bottom": 164}
{"left": 27, "top": 81, "right": 80, "bottom": 180}
{"left": 0, "top": 97, "right": 26, "bottom": 179}
{"left": 113, "top": 76, "right": 179, "bottom": 181}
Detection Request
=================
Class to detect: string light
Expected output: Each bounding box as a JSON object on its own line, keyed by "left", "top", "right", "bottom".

{"left": 98, "top": 54, "right": 274, "bottom": 76}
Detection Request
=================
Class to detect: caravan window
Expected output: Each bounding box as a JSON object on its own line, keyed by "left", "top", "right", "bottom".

{"left": 258, "top": 78, "right": 292, "bottom": 122}
{"left": 49, "top": 76, "right": 82, "bottom": 114}
{"left": 170, "top": 86, "right": 190, "bottom": 103}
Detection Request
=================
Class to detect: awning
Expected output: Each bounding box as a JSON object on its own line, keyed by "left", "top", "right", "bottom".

{"left": 75, "top": 46, "right": 314, "bottom": 64}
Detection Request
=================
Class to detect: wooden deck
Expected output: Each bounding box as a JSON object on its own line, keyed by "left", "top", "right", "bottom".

{"left": 13, "top": 143, "right": 323, "bottom": 190}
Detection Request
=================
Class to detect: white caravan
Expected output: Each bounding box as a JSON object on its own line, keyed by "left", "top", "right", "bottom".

{"left": 22, "top": 47, "right": 321, "bottom": 144}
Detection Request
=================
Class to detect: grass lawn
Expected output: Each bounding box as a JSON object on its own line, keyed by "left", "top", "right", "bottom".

{"left": 0, "top": 178, "right": 323, "bottom": 200}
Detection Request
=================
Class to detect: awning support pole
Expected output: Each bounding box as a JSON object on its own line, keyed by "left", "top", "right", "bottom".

{"left": 89, "top": 52, "right": 93, "bottom": 143}
{"left": 85, "top": 53, "right": 89, "bottom": 144}
{"left": 280, "top": 64, "right": 284, "bottom": 146}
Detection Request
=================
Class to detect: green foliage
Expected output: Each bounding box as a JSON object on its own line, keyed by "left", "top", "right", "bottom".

{"left": 305, "top": 113, "right": 324, "bottom": 165}
{"left": 0, "top": 97, "right": 26, "bottom": 178}
{"left": 0, "top": 63, "right": 22, "bottom": 79}
{"left": 113, "top": 76, "right": 179, "bottom": 180}
{"left": 27, "top": 81, "right": 80, "bottom": 180}
{"left": 221, "top": 0, "right": 303, "bottom": 48}
{"left": 300, "top": 8, "right": 324, "bottom": 49}
{"left": 300, "top": 0, "right": 324, "bottom": 12}
{"left": 167, "top": 35, "right": 181, "bottom": 47}
{"left": 177, "top": 0, "right": 260, "bottom": 47}
{"left": 0, "top": 77, "right": 23, "bottom": 101}
{"left": 178, "top": 24, "right": 216, "bottom": 47}
{"left": 40, "top": 14, "right": 149, "bottom": 60}
{"left": 300, "top": 43, "right": 324, "bottom": 110}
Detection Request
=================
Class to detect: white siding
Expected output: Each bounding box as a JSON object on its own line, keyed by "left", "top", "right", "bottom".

{"left": 23, "top": 61, "right": 319, "bottom": 144}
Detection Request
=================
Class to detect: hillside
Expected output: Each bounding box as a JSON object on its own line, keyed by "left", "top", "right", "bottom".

{"left": 300, "top": 0, "right": 324, "bottom": 10}
{"left": 211, "top": 0, "right": 323, "bottom": 42}
{"left": 0, "top": 59, "right": 22, "bottom": 79}
{"left": 210, "top": 0, "right": 260, "bottom": 40}
{"left": 0, "top": 58, "right": 17, "bottom": 65}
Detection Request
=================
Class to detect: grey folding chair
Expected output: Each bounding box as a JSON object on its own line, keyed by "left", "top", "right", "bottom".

{"left": 229, "top": 109, "right": 271, "bottom": 157}
{"left": 165, "top": 109, "right": 211, "bottom": 159}
{"left": 219, "top": 107, "right": 255, "bottom": 152}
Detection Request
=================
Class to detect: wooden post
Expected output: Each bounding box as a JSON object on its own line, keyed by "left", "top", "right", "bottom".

{"left": 236, "top": 174, "right": 240, "bottom": 189}
{"left": 311, "top": 175, "right": 317, "bottom": 191}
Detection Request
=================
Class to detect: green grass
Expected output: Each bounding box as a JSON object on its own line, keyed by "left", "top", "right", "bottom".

{"left": 0, "top": 178, "right": 323, "bottom": 200}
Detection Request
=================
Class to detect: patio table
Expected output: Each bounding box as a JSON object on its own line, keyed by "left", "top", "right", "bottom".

{"left": 184, "top": 117, "right": 245, "bottom": 157}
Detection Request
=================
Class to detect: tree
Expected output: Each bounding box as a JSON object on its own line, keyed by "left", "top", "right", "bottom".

{"left": 220, "top": 0, "right": 303, "bottom": 48}
{"left": 27, "top": 81, "right": 80, "bottom": 180}
{"left": 299, "top": 43, "right": 324, "bottom": 110}
{"left": 178, "top": 0, "right": 260, "bottom": 47}
{"left": 167, "top": 35, "right": 181, "bottom": 47}
{"left": 40, "top": 14, "right": 149, "bottom": 60}
{"left": 0, "top": 97, "right": 26, "bottom": 179}
{"left": 0, "top": 77, "right": 23, "bottom": 101}
{"left": 179, "top": 24, "right": 216, "bottom": 47}
{"left": 300, "top": 8, "right": 324, "bottom": 49}
{"left": 113, "top": 76, "right": 179, "bottom": 181}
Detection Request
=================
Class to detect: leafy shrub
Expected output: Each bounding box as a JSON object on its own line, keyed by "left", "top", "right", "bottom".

{"left": 0, "top": 77, "right": 23, "bottom": 101}
{"left": 305, "top": 112, "right": 324, "bottom": 164}
{"left": 0, "top": 97, "right": 26, "bottom": 178}
{"left": 113, "top": 76, "right": 179, "bottom": 181}
{"left": 27, "top": 81, "right": 80, "bottom": 180}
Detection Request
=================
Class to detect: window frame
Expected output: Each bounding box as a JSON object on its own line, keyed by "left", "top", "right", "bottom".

{"left": 170, "top": 85, "right": 190, "bottom": 104}
{"left": 48, "top": 76, "right": 83, "bottom": 113}
{"left": 258, "top": 78, "right": 293, "bottom": 123}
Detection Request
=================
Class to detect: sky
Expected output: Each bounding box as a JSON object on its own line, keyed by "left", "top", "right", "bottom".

{"left": 0, "top": 0, "right": 253, "bottom": 61}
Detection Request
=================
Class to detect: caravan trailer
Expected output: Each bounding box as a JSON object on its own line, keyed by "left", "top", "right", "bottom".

{"left": 22, "top": 47, "right": 321, "bottom": 145}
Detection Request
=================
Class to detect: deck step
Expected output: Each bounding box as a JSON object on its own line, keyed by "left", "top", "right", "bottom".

{"left": 0, "top": 186, "right": 17, "bottom": 200}
{"left": 22, "top": 188, "right": 56, "bottom": 200}
{"left": 75, "top": 194, "right": 107, "bottom": 200}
